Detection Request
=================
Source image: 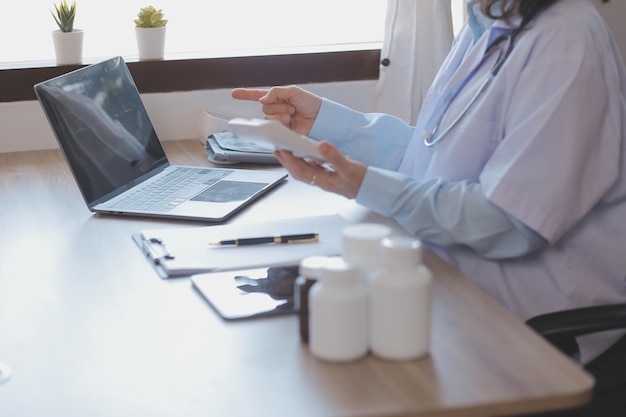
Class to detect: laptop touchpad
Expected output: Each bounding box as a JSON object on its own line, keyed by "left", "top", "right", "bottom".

{"left": 191, "top": 181, "right": 268, "bottom": 203}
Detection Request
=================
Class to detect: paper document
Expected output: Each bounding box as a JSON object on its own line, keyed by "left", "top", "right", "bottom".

{"left": 134, "top": 214, "right": 350, "bottom": 278}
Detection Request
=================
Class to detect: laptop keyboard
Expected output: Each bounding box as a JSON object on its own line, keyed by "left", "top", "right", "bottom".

{"left": 113, "top": 167, "right": 232, "bottom": 212}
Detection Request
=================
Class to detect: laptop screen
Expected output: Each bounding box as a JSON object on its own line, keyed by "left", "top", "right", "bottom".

{"left": 35, "top": 56, "right": 168, "bottom": 206}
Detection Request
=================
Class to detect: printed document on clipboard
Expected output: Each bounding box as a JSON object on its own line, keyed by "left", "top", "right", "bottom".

{"left": 133, "top": 214, "right": 350, "bottom": 278}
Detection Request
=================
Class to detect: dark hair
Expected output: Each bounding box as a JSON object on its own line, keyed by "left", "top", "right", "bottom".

{"left": 483, "top": 0, "right": 611, "bottom": 29}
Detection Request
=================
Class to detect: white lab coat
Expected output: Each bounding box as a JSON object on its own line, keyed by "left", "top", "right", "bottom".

{"left": 396, "top": 0, "right": 626, "bottom": 362}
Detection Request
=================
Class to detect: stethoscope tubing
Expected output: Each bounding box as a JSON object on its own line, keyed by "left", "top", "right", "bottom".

{"left": 422, "top": 74, "right": 495, "bottom": 147}
{"left": 423, "top": 30, "right": 517, "bottom": 147}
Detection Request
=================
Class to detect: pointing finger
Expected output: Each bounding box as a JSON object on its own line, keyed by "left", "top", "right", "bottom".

{"left": 231, "top": 88, "right": 268, "bottom": 102}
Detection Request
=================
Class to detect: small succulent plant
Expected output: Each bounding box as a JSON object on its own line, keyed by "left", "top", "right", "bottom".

{"left": 134, "top": 6, "right": 168, "bottom": 28}
{"left": 52, "top": 0, "right": 77, "bottom": 33}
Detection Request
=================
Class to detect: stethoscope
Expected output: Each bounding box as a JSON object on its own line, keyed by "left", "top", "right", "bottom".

{"left": 422, "top": 28, "right": 518, "bottom": 147}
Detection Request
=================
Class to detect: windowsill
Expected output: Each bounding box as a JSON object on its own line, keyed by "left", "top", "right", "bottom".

{"left": 0, "top": 43, "right": 382, "bottom": 103}
{"left": 0, "top": 42, "right": 382, "bottom": 70}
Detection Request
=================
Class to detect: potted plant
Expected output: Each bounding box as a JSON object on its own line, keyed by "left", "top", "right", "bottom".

{"left": 51, "top": 0, "right": 83, "bottom": 65}
{"left": 134, "top": 5, "right": 168, "bottom": 61}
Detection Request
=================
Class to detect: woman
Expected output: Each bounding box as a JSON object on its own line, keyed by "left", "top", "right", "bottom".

{"left": 233, "top": 1, "right": 625, "bottom": 414}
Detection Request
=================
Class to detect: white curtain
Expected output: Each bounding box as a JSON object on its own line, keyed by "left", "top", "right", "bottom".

{"left": 376, "top": 0, "right": 454, "bottom": 124}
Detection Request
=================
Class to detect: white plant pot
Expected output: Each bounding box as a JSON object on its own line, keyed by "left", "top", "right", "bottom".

{"left": 135, "top": 26, "right": 167, "bottom": 61}
{"left": 52, "top": 29, "right": 84, "bottom": 65}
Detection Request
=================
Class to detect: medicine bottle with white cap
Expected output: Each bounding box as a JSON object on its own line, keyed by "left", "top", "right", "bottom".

{"left": 309, "top": 257, "right": 368, "bottom": 362}
{"left": 370, "top": 237, "right": 433, "bottom": 361}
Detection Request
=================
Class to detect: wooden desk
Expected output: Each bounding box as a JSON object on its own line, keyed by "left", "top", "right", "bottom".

{"left": 0, "top": 140, "right": 593, "bottom": 417}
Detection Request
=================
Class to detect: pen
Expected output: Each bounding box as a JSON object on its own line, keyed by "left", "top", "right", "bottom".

{"left": 210, "top": 232, "right": 319, "bottom": 246}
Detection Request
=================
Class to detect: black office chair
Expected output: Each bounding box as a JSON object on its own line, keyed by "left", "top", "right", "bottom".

{"left": 524, "top": 303, "right": 626, "bottom": 416}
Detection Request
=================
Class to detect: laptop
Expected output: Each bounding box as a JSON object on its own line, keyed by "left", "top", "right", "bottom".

{"left": 34, "top": 56, "right": 287, "bottom": 222}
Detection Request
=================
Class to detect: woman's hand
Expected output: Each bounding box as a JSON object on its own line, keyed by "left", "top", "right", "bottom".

{"left": 274, "top": 141, "right": 367, "bottom": 200}
{"left": 231, "top": 85, "right": 322, "bottom": 135}
{"left": 232, "top": 85, "right": 365, "bottom": 198}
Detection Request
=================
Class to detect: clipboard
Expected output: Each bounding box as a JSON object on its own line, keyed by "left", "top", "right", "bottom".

{"left": 133, "top": 214, "right": 350, "bottom": 278}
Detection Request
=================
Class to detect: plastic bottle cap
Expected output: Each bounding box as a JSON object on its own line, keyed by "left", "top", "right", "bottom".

{"left": 299, "top": 255, "right": 338, "bottom": 279}
{"left": 319, "top": 258, "right": 358, "bottom": 282}
{"left": 382, "top": 237, "right": 423, "bottom": 264}
{"left": 341, "top": 223, "right": 392, "bottom": 261}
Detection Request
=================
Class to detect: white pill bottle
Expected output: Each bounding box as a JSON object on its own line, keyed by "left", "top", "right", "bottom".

{"left": 309, "top": 258, "right": 368, "bottom": 362}
{"left": 370, "top": 237, "right": 433, "bottom": 361}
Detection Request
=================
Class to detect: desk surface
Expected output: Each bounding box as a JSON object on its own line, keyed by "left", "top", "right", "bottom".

{"left": 0, "top": 140, "right": 593, "bottom": 417}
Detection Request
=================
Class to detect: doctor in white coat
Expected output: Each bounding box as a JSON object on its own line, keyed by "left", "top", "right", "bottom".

{"left": 233, "top": 1, "right": 626, "bottom": 414}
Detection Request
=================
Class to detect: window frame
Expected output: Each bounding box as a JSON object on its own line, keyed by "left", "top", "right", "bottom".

{"left": 1, "top": 49, "right": 381, "bottom": 103}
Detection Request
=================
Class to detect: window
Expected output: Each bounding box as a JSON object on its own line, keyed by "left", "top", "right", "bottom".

{"left": 451, "top": 0, "right": 467, "bottom": 35}
{"left": 3, "top": 0, "right": 386, "bottom": 64}
{"left": 2, "top": 1, "right": 467, "bottom": 103}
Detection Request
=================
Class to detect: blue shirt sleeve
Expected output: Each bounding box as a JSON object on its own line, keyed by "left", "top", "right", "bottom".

{"left": 309, "top": 99, "right": 414, "bottom": 170}
{"left": 356, "top": 167, "right": 546, "bottom": 259}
